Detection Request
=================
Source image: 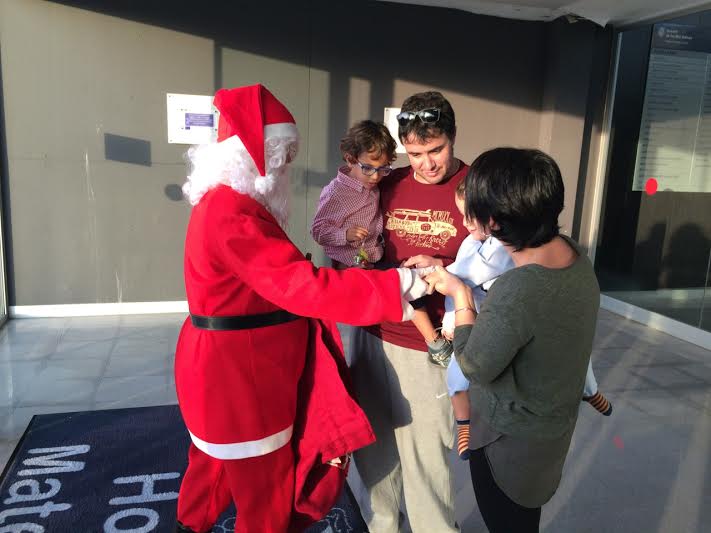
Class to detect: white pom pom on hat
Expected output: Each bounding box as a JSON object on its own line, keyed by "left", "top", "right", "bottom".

{"left": 254, "top": 174, "right": 276, "bottom": 195}
{"left": 213, "top": 84, "right": 298, "bottom": 185}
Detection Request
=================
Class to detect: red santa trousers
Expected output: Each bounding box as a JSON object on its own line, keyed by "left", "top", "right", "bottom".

{"left": 177, "top": 442, "right": 294, "bottom": 533}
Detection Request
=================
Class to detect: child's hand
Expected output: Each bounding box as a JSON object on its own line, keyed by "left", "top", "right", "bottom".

{"left": 346, "top": 226, "right": 369, "bottom": 244}
{"left": 401, "top": 254, "right": 443, "bottom": 269}
{"left": 441, "top": 329, "right": 454, "bottom": 341}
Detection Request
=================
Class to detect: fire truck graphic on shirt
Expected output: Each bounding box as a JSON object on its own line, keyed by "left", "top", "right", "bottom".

{"left": 385, "top": 208, "right": 458, "bottom": 250}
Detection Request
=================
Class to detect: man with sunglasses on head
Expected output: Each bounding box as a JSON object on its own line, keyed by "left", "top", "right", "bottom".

{"left": 349, "top": 91, "right": 468, "bottom": 533}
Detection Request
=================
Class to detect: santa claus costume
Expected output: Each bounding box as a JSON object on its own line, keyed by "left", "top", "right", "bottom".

{"left": 174, "top": 84, "right": 424, "bottom": 533}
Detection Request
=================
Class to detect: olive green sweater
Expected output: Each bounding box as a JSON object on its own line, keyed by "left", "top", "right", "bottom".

{"left": 454, "top": 237, "right": 600, "bottom": 440}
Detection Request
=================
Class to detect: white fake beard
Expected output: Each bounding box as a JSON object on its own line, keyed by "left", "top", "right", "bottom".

{"left": 183, "top": 136, "right": 293, "bottom": 229}
{"left": 260, "top": 166, "right": 290, "bottom": 229}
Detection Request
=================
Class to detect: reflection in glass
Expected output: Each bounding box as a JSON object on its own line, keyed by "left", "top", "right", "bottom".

{"left": 596, "top": 17, "right": 711, "bottom": 333}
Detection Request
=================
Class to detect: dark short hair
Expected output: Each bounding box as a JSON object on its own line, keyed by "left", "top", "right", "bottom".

{"left": 340, "top": 120, "right": 397, "bottom": 163}
{"left": 398, "top": 91, "right": 456, "bottom": 144}
{"left": 465, "top": 148, "right": 564, "bottom": 251}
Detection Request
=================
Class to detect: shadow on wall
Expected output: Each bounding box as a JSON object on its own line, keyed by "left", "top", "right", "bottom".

{"left": 47, "top": 0, "right": 592, "bottom": 193}
{"left": 164, "top": 184, "right": 184, "bottom": 202}
{"left": 104, "top": 133, "right": 151, "bottom": 167}
{"left": 34, "top": 0, "right": 603, "bottom": 271}
{"left": 48, "top": 0, "right": 553, "bottom": 110}
{"left": 104, "top": 132, "right": 183, "bottom": 201}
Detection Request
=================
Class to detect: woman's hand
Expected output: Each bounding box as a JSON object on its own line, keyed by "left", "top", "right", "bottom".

{"left": 425, "top": 267, "right": 477, "bottom": 326}
{"left": 423, "top": 266, "right": 465, "bottom": 296}
{"left": 400, "top": 254, "right": 444, "bottom": 269}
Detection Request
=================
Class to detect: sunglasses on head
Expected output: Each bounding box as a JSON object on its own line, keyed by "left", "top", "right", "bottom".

{"left": 396, "top": 108, "right": 441, "bottom": 127}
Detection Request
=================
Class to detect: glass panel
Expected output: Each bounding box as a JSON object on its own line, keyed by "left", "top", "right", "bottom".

{"left": 0, "top": 194, "right": 7, "bottom": 327}
{"left": 596, "top": 14, "right": 711, "bottom": 332}
{"left": 702, "top": 248, "right": 711, "bottom": 330}
{"left": 0, "top": 156, "right": 6, "bottom": 328}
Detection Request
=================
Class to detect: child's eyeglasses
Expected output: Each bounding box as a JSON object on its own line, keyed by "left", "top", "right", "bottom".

{"left": 396, "top": 108, "right": 441, "bottom": 127}
{"left": 357, "top": 161, "right": 393, "bottom": 177}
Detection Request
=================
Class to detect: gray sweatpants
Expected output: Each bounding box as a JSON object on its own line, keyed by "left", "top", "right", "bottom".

{"left": 350, "top": 328, "right": 459, "bottom": 533}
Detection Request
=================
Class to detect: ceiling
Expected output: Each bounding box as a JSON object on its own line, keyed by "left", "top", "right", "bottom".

{"left": 379, "top": 0, "right": 711, "bottom": 26}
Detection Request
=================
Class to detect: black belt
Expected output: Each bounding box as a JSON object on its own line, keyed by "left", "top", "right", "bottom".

{"left": 190, "top": 310, "right": 300, "bottom": 331}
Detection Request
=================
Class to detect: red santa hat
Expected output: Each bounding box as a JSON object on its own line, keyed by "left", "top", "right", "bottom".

{"left": 213, "top": 84, "right": 297, "bottom": 179}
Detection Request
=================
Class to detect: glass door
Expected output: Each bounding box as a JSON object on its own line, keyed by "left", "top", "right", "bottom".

{"left": 701, "top": 247, "right": 711, "bottom": 331}
{"left": 595, "top": 19, "right": 711, "bottom": 333}
{"left": 0, "top": 157, "right": 7, "bottom": 327}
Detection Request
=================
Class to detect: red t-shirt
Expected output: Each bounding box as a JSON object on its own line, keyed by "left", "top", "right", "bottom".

{"left": 365, "top": 161, "right": 469, "bottom": 350}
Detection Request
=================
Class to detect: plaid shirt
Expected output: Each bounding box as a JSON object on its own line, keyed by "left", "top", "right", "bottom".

{"left": 311, "top": 167, "right": 384, "bottom": 266}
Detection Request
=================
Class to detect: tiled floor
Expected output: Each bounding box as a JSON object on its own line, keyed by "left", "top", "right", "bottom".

{"left": 1, "top": 310, "right": 710, "bottom": 532}
{"left": 0, "top": 314, "right": 181, "bottom": 468}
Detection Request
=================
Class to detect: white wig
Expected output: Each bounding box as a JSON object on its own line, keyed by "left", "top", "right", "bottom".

{"left": 183, "top": 134, "right": 298, "bottom": 228}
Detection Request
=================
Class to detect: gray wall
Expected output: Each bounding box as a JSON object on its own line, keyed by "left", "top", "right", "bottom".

{"left": 0, "top": 0, "right": 609, "bottom": 306}
{"left": 539, "top": 17, "right": 611, "bottom": 242}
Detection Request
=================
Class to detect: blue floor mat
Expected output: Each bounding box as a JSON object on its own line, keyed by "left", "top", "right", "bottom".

{"left": 0, "top": 405, "right": 368, "bottom": 532}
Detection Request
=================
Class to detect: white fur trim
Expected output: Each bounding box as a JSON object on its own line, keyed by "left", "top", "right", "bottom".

{"left": 189, "top": 425, "right": 293, "bottom": 459}
{"left": 396, "top": 267, "right": 429, "bottom": 321}
{"left": 265, "top": 122, "right": 297, "bottom": 139}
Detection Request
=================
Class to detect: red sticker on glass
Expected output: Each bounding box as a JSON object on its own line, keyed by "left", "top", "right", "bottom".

{"left": 645, "top": 178, "right": 658, "bottom": 195}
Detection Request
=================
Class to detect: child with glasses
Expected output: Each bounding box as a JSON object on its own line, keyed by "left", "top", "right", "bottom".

{"left": 311, "top": 120, "right": 396, "bottom": 269}
{"left": 311, "top": 120, "right": 448, "bottom": 359}
{"left": 443, "top": 180, "right": 613, "bottom": 460}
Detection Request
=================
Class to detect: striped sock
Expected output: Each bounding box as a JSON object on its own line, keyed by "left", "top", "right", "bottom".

{"left": 456, "top": 419, "right": 471, "bottom": 460}
{"left": 584, "top": 391, "right": 613, "bottom": 416}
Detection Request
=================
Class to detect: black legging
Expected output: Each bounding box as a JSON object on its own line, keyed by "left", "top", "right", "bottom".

{"left": 469, "top": 447, "right": 541, "bottom": 533}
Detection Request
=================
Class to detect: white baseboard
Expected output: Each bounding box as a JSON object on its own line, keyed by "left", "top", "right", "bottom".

{"left": 601, "top": 294, "right": 711, "bottom": 350}
{"left": 10, "top": 301, "right": 188, "bottom": 318}
{"left": 9, "top": 297, "right": 711, "bottom": 351}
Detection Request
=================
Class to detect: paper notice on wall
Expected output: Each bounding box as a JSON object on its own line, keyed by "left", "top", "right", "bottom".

{"left": 167, "top": 93, "right": 219, "bottom": 144}
{"left": 632, "top": 23, "right": 711, "bottom": 192}
{"left": 384, "top": 107, "right": 406, "bottom": 154}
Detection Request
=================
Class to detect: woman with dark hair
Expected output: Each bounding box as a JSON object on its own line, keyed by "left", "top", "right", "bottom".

{"left": 424, "top": 147, "right": 601, "bottom": 532}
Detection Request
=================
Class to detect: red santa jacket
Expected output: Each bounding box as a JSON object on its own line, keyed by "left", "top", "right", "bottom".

{"left": 174, "top": 185, "right": 402, "bottom": 456}
{"left": 289, "top": 317, "right": 374, "bottom": 532}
